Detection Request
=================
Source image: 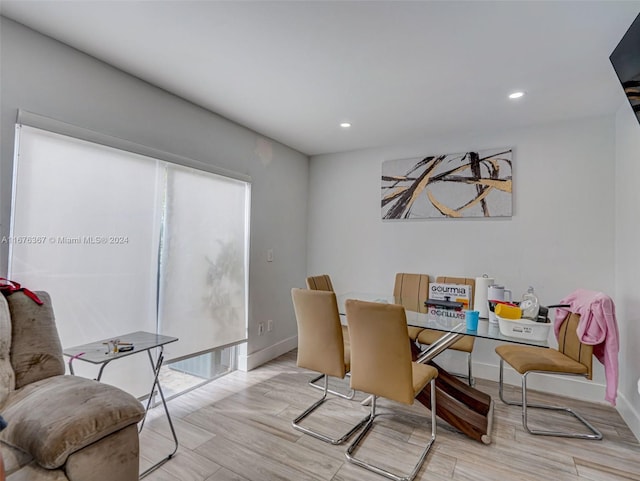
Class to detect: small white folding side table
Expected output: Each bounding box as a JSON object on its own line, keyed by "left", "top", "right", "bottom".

{"left": 64, "top": 331, "right": 179, "bottom": 478}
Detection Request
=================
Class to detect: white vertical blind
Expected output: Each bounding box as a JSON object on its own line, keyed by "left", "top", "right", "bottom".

{"left": 9, "top": 123, "right": 249, "bottom": 395}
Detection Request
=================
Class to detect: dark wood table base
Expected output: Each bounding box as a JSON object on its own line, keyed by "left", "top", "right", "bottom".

{"left": 412, "top": 343, "right": 494, "bottom": 444}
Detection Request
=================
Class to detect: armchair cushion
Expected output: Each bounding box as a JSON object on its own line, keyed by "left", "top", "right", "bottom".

{"left": 0, "top": 375, "right": 144, "bottom": 469}
{"left": 7, "top": 292, "right": 64, "bottom": 389}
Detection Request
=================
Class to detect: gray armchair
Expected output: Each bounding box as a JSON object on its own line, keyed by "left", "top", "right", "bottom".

{"left": 0, "top": 291, "right": 144, "bottom": 481}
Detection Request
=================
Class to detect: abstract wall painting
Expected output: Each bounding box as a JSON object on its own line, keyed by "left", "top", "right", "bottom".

{"left": 381, "top": 147, "right": 512, "bottom": 219}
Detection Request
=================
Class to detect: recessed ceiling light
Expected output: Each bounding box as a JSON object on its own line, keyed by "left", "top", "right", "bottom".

{"left": 340, "top": 122, "right": 352, "bottom": 128}
{"left": 509, "top": 91, "right": 525, "bottom": 99}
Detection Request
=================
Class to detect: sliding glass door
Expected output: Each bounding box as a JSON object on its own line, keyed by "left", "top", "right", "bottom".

{"left": 9, "top": 124, "right": 249, "bottom": 397}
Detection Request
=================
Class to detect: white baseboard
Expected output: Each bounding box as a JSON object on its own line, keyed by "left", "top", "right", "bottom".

{"left": 237, "top": 335, "right": 298, "bottom": 372}
{"left": 616, "top": 391, "right": 640, "bottom": 442}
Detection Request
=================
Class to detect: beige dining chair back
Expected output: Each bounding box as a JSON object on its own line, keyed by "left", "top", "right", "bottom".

{"left": 393, "top": 273, "right": 429, "bottom": 342}
{"left": 305, "top": 273, "right": 352, "bottom": 396}
{"left": 416, "top": 275, "right": 476, "bottom": 385}
{"left": 306, "top": 274, "right": 334, "bottom": 292}
{"left": 495, "top": 312, "right": 601, "bottom": 439}
{"left": 345, "top": 299, "right": 438, "bottom": 481}
{"left": 290, "top": 288, "right": 368, "bottom": 445}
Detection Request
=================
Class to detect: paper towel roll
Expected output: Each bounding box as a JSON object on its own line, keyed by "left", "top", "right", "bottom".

{"left": 474, "top": 276, "right": 494, "bottom": 318}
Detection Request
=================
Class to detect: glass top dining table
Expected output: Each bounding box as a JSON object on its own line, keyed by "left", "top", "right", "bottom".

{"left": 336, "top": 292, "right": 548, "bottom": 348}
{"left": 336, "top": 292, "right": 549, "bottom": 444}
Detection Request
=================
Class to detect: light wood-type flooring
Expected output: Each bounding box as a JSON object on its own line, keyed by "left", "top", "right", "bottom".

{"left": 141, "top": 350, "right": 640, "bottom": 481}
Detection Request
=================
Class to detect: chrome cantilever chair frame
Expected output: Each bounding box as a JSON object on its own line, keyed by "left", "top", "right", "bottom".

{"left": 291, "top": 288, "right": 365, "bottom": 445}
{"left": 345, "top": 381, "right": 437, "bottom": 481}
{"left": 308, "top": 373, "right": 355, "bottom": 399}
{"left": 293, "top": 375, "right": 370, "bottom": 445}
{"left": 498, "top": 360, "right": 603, "bottom": 440}
{"left": 496, "top": 311, "right": 603, "bottom": 440}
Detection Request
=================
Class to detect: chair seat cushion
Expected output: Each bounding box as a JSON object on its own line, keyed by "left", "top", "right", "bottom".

{"left": 417, "top": 329, "right": 474, "bottom": 352}
{"left": 0, "top": 375, "right": 144, "bottom": 469}
{"left": 495, "top": 344, "right": 589, "bottom": 376}
{"left": 411, "top": 362, "right": 438, "bottom": 397}
{"left": 407, "top": 326, "right": 424, "bottom": 341}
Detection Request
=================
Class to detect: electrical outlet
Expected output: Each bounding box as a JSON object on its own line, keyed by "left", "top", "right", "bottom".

{"left": 267, "top": 249, "right": 273, "bottom": 262}
{"left": 267, "top": 319, "right": 273, "bottom": 332}
{"left": 258, "top": 322, "right": 264, "bottom": 335}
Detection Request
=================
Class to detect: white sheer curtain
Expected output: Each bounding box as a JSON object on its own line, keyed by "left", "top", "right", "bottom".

{"left": 9, "top": 124, "right": 249, "bottom": 396}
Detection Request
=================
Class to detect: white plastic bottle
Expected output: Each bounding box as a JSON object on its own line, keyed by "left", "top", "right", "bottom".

{"left": 520, "top": 286, "right": 540, "bottom": 320}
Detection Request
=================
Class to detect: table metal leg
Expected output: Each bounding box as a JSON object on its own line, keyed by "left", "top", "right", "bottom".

{"left": 68, "top": 356, "right": 113, "bottom": 381}
{"left": 139, "top": 347, "right": 179, "bottom": 479}
{"left": 95, "top": 361, "right": 111, "bottom": 381}
{"left": 416, "top": 328, "right": 465, "bottom": 364}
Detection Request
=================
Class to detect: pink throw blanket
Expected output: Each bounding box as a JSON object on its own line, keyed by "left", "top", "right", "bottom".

{"left": 554, "top": 289, "right": 619, "bottom": 405}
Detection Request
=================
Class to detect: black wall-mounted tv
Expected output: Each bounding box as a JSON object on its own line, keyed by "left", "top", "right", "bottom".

{"left": 610, "top": 13, "right": 640, "bottom": 126}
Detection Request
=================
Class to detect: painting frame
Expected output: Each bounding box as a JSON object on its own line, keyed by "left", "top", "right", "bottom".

{"left": 381, "top": 147, "right": 513, "bottom": 219}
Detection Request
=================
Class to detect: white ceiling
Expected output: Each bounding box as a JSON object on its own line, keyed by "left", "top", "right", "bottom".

{"left": 1, "top": 1, "right": 639, "bottom": 156}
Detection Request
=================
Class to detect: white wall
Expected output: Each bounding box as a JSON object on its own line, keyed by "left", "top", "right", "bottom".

{"left": 614, "top": 101, "right": 640, "bottom": 440}
{"left": 0, "top": 18, "right": 307, "bottom": 365}
{"left": 308, "top": 116, "right": 617, "bottom": 402}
